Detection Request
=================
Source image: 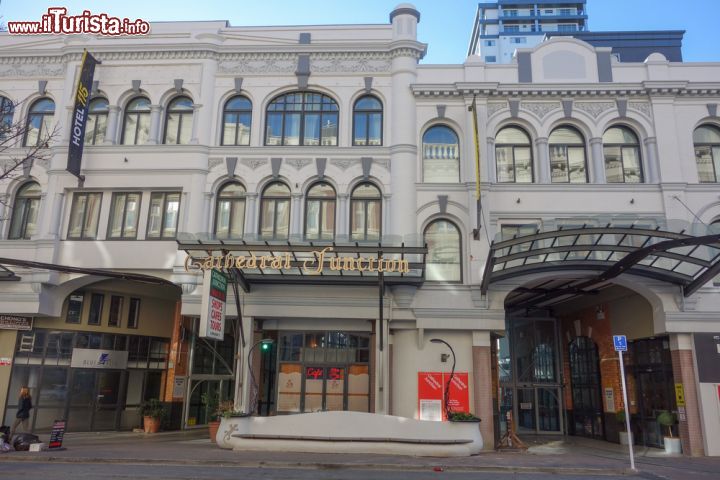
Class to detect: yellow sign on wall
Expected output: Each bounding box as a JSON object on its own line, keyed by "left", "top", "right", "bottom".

{"left": 675, "top": 383, "right": 686, "bottom": 407}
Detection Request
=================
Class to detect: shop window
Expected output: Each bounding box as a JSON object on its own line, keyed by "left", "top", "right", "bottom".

{"left": 0, "top": 95, "right": 14, "bottom": 139}
{"left": 214, "top": 182, "right": 246, "bottom": 239}
{"left": 127, "top": 298, "right": 140, "bottom": 329}
{"left": 146, "top": 192, "right": 181, "bottom": 239}
{"left": 304, "top": 182, "right": 336, "bottom": 240}
{"left": 88, "top": 293, "right": 104, "bottom": 325}
{"left": 694, "top": 124, "right": 720, "bottom": 183}
{"left": 259, "top": 182, "right": 291, "bottom": 240}
{"left": 8, "top": 181, "right": 41, "bottom": 240}
{"left": 350, "top": 182, "right": 381, "bottom": 241}
{"left": 108, "top": 192, "right": 142, "bottom": 239}
{"left": 163, "top": 96, "right": 193, "bottom": 145}
{"left": 265, "top": 91, "right": 338, "bottom": 146}
{"left": 424, "top": 219, "right": 462, "bottom": 282}
{"left": 549, "top": 126, "right": 587, "bottom": 183}
{"left": 85, "top": 97, "right": 108, "bottom": 145}
{"left": 66, "top": 293, "right": 84, "bottom": 324}
{"left": 603, "top": 126, "right": 643, "bottom": 183}
{"left": 496, "top": 126, "right": 533, "bottom": 183}
{"left": 423, "top": 125, "right": 460, "bottom": 183}
{"left": 352, "top": 95, "right": 382, "bottom": 146}
{"left": 67, "top": 192, "right": 102, "bottom": 239}
{"left": 121, "top": 96, "right": 151, "bottom": 145}
{"left": 221, "top": 95, "right": 252, "bottom": 146}
{"left": 39, "top": 367, "right": 68, "bottom": 406}
{"left": 24, "top": 97, "right": 55, "bottom": 147}
{"left": 108, "top": 296, "right": 123, "bottom": 327}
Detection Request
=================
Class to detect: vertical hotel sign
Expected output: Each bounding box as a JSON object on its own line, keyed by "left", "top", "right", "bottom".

{"left": 67, "top": 50, "right": 100, "bottom": 178}
{"left": 200, "top": 269, "right": 227, "bottom": 340}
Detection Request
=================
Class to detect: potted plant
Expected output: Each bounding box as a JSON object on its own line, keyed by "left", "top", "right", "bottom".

{"left": 657, "top": 410, "right": 681, "bottom": 454}
{"left": 139, "top": 399, "right": 166, "bottom": 434}
{"left": 448, "top": 411, "right": 481, "bottom": 422}
{"left": 616, "top": 410, "right": 631, "bottom": 445}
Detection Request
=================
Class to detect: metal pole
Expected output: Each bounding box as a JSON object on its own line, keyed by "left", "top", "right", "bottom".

{"left": 618, "top": 350, "right": 636, "bottom": 471}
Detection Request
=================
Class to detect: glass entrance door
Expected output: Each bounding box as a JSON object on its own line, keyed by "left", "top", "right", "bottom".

{"left": 67, "top": 369, "right": 124, "bottom": 431}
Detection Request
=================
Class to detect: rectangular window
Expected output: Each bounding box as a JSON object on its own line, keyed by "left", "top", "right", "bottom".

{"left": 511, "top": 37, "right": 527, "bottom": 44}
{"left": 127, "top": 298, "right": 140, "bottom": 329}
{"left": 146, "top": 192, "right": 181, "bottom": 239}
{"left": 558, "top": 24, "right": 577, "bottom": 32}
{"left": 67, "top": 192, "right": 102, "bottom": 239}
{"left": 108, "top": 192, "right": 142, "bottom": 239}
{"left": 504, "top": 9, "right": 518, "bottom": 16}
{"left": 88, "top": 293, "right": 104, "bottom": 325}
{"left": 66, "top": 294, "right": 84, "bottom": 324}
{"left": 484, "top": 40, "right": 496, "bottom": 46}
{"left": 108, "top": 296, "right": 123, "bottom": 327}
{"left": 485, "top": 56, "right": 497, "bottom": 63}
{"left": 504, "top": 25, "right": 520, "bottom": 32}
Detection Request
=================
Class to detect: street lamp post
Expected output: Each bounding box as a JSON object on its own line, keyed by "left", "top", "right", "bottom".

{"left": 430, "top": 338, "right": 455, "bottom": 420}
{"left": 246, "top": 338, "right": 274, "bottom": 415}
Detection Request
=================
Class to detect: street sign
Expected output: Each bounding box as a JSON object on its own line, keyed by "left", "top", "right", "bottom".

{"left": 613, "top": 335, "right": 628, "bottom": 352}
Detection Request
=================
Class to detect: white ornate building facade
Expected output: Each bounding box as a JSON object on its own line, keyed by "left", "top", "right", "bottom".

{"left": 1, "top": 4, "right": 719, "bottom": 456}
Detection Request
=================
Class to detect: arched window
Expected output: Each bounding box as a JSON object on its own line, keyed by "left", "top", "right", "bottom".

{"left": 603, "top": 126, "right": 643, "bottom": 183}
{"left": 350, "top": 183, "right": 381, "bottom": 241}
{"left": 122, "top": 97, "right": 151, "bottom": 145}
{"left": 423, "top": 125, "right": 460, "bottom": 183}
{"left": 85, "top": 98, "right": 109, "bottom": 145}
{"left": 259, "top": 182, "right": 291, "bottom": 240}
{"left": 24, "top": 98, "right": 55, "bottom": 147}
{"left": 265, "top": 92, "right": 338, "bottom": 146}
{"left": 549, "top": 126, "right": 587, "bottom": 183}
{"left": 495, "top": 126, "right": 533, "bottom": 183}
{"left": 353, "top": 95, "right": 382, "bottom": 146}
{"left": 694, "top": 125, "right": 720, "bottom": 183}
{"left": 164, "top": 96, "right": 193, "bottom": 145}
{"left": 424, "top": 219, "right": 461, "bottom": 282}
{"left": 221, "top": 95, "right": 252, "bottom": 146}
{"left": 0, "top": 96, "right": 14, "bottom": 139}
{"left": 9, "top": 182, "right": 41, "bottom": 239}
{"left": 215, "top": 182, "right": 246, "bottom": 239}
{"left": 305, "top": 182, "right": 336, "bottom": 240}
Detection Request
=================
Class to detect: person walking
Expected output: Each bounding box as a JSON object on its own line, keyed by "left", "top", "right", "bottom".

{"left": 10, "top": 387, "right": 32, "bottom": 437}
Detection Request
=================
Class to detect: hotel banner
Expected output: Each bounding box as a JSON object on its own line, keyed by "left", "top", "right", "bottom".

{"left": 67, "top": 50, "right": 99, "bottom": 178}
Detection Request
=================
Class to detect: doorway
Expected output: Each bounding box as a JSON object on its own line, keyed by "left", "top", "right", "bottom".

{"left": 568, "top": 336, "right": 604, "bottom": 439}
{"left": 67, "top": 369, "right": 125, "bottom": 431}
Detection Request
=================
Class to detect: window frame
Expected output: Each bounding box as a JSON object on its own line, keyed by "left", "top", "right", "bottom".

{"left": 350, "top": 182, "right": 382, "bottom": 242}
{"left": 264, "top": 91, "right": 339, "bottom": 147}
{"left": 8, "top": 182, "right": 41, "bottom": 240}
{"left": 214, "top": 181, "right": 247, "bottom": 240}
{"left": 107, "top": 192, "right": 142, "bottom": 240}
{"left": 163, "top": 95, "right": 194, "bottom": 145}
{"left": 422, "top": 124, "right": 461, "bottom": 183}
{"left": 495, "top": 126, "right": 534, "bottom": 183}
{"left": 352, "top": 95, "right": 383, "bottom": 146}
{"left": 127, "top": 298, "right": 141, "bottom": 329}
{"left": 145, "top": 192, "right": 181, "bottom": 240}
{"left": 121, "top": 96, "right": 151, "bottom": 145}
{"left": 65, "top": 293, "right": 84, "bottom": 324}
{"left": 87, "top": 293, "right": 104, "bottom": 326}
{"left": 602, "top": 125, "right": 644, "bottom": 184}
{"left": 0, "top": 96, "right": 14, "bottom": 139}
{"left": 221, "top": 95, "right": 252, "bottom": 146}
{"left": 259, "top": 182, "right": 292, "bottom": 240}
{"left": 424, "top": 218, "right": 463, "bottom": 283}
{"left": 85, "top": 97, "right": 109, "bottom": 146}
{"left": 108, "top": 295, "right": 123, "bottom": 327}
{"left": 67, "top": 192, "right": 103, "bottom": 240}
{"left": 304, "top": 181, "right": 336, "bottom": 241}
{"left": 694, "top": 125, "right": 720, "bottom": 183}
{"left": 548, "top": 126, "right": 588, "bottom": 183}
{"left": 24, "top": 97, "right": 55, "bottom": 147}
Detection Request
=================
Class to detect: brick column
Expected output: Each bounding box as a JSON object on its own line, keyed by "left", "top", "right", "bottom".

{"left": 670, "top": 333, "right": 705, "bottom": 456}
{"left": 472, "top": 331, "right": 494, "bottom": 450}
{"left": 163, "top": 302, "right": 190, "bottom": 429}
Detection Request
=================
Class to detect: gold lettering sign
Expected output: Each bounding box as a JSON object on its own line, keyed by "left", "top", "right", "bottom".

{"left": 184, "top": 247, "right": 410, "bottom": 275}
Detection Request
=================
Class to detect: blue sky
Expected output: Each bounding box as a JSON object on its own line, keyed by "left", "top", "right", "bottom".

{"left": 2, "top": 0, "right": 719, "bottom": 63}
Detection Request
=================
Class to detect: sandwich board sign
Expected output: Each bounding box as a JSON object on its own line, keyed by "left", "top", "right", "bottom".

{"left": 199, "top": 269, "right": 227, "bottom": 340}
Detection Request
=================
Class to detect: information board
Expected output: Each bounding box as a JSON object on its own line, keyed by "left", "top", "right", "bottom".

{"left": 199, "top": 269, "right": 227, "bottom": 340}
{"left": 48, "top": 420, "right": 66, "bottom": 449}
{"left": 417, "top": 372, "right": 470, "bottom": 421}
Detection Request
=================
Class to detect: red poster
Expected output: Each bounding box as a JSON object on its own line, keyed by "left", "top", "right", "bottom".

{"left": 418, "top": 372, "right": 471, "bottom": 421}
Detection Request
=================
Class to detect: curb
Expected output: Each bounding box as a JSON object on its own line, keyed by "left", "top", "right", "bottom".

{"left": 0, "top": 455, "right": 634, "bottom": 476}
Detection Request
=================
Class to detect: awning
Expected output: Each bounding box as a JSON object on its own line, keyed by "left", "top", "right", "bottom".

{"left": 481, "top": 224, "right": 720, "bottom": 300}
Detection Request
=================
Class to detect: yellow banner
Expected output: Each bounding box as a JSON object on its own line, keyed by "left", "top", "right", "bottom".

{"left": 471, "top": 96, "right": 481, "bottom": 200}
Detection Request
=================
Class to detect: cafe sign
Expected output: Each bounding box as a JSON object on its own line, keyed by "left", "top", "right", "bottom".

{"left": 184, "top": 246, "right": 410, "bottom": 275}
{"left": 199, "top": 269, "right": 227, "bottom": 341}
{"left": 0, "top": 315, "right": 33, "bottom": 331}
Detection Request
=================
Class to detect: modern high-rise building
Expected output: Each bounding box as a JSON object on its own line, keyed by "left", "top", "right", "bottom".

{"left": 468, "top": 1, "right": 589, "bottom": 63}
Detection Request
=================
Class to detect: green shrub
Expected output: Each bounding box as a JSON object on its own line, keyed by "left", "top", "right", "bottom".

{"left": 139, "top": 399, "right": 166, "bottom": 419}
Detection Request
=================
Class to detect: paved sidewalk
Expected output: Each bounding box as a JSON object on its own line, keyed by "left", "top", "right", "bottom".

{"left": 1, "top": 429, "right": 718, "bottom": 480}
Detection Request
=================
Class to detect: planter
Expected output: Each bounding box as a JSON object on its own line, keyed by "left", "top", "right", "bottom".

{"left": 208, "top": 420, "right": 221, "bottom": 443}
{"left": 619, "top": 431, "right": 632, "bottom": 445}
{"left": 143, "top": 416, "right": 161, "bottom": 434}
{"left": 663, "top": 437, "right": 682, "bottom": 454}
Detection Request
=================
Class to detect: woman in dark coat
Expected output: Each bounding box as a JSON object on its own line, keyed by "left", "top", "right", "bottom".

{"left": 10, "top": 386, "right": 32, "bottom": 436}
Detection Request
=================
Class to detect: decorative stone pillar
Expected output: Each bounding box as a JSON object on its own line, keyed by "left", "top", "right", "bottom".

{"left": 472, "top": 331, "right": 495, "bottom": 450}
{"left": 190, "top": 104, "right": 202, "bottom": 145}
{"left": 290, "top": 193, "right": 303, "bottom": 238}
{"left": 104, "top": 106, "right": 120, "bottom": 145}
{"left": 337, "top": 193, "right": 349, "bottom": 239}
{"left": 535, "top": 137, "right": 550, "bottom": 183}
{"left": 486, "top": 137, "right": 497, "bottom": 183}
{"left": 643, "top": 137, "right": 661, "bottom": 184}
{"left": 244, "top": 193, "right": 258, "bottom": 236}
{"left": 195, "top": 59, "right": 218, "bottom": 145}
{"left": 670, "top": 333, "right": 705, "bottom": 456}
{"left": 148, "top": 105, "right": 162, "bottom": 144}
{"left": 589, "top": 137, "right": 606, "bottom": 184}
{"left": 203, "top": 192, "right": 213, "bottom": 236}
